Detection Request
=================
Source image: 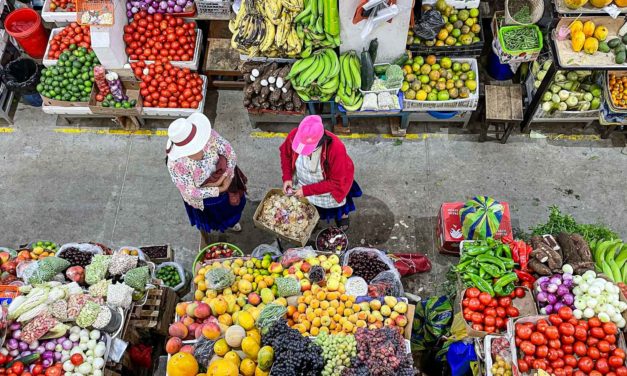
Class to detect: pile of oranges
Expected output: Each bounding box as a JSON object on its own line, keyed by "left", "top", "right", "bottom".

{"left": 608, "top": 73, "right": 627, "bottom": 108}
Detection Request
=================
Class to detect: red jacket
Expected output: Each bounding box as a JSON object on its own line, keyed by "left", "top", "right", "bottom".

{"left": 280, "top": 129, "right": 355, "bottom": 203}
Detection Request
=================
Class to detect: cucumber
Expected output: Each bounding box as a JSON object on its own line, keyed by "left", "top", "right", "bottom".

{"left": 374, "top": 64, "right": 388, "bottom": 76}
{"left": 7, "top": 354, "right": 40, "bottom": 368}
{"left": 360, "top": 50, "right": 374, "bottom": 91}
{"left": 368, "top": 38, "right": 379, "bottom": 64}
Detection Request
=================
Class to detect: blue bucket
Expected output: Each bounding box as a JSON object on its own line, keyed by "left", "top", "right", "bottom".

{"left": 428, "top": 111, "right": 459, "bottom": 119}
{"left": 487, "top": 46, "right": 514, "bottom": 81}
{"left": 22, "top": 92, "right": 42, "bottom": 107}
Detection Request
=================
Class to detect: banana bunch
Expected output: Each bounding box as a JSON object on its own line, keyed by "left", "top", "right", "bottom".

{"left": 592, "top": 239, "right": 627, "bottom": 283}
{"left": 230, "top": 0, "right": 304, "bottom": 58}
{"left": 335, "top": 51, "right": 363, "bottom": 111}
{"left": 287, "top": 48, "right": 339, "bottom": 101}
{"left": 293, "top": 0, "right": 340, "bottom": 57}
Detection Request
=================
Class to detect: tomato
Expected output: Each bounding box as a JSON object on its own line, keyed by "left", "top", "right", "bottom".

{"left": 536, "top": 319, "right": 549, "bottom": 333}
{"left": 590, "top": 372, "right": 604, "bottom": 376}
{"left": 590, "top": 317, "right": 602, "bottom": 327}
{"left": 564, "top": 354, "right": 578, "bottom": 367}
{"left": 484, "top": 315, "right": 495, "bottom": 327}
{"left": 518, "top": 359, "right": 529, "bottom": 372}
{"left": 592, "top": 327, "right": 607, "bottom": 339}
{"left": 606, "top": 335, "right": 618, "bottom": 345}
{"left": 603, "top": 322, "right": 618, "bottom": 336}
{"left": 533, "top": 359, "right": 546, "bottom": 370}
{"left": 44, "top": 367, "right": 62, "bottom": 376}
{"left": 597, "top": 358, "right": 611, "bottom": 374}
{"left": 563, "top": 344, "right": 573, "bottom": 354}
{"left": 31, "top": 365, "right": 43, "bottom": 376}
{"left": 616, "top": 367, "right": 627, "bottom": 376}
{"left": 536, "top": 345, "right": 549, "bottom": 358}
{"left": 505, "top": 306, "right": 519, "bottom": 317}
{"left": 549, "top": 314, "right": 563, "bottom": 326}
{"left": 521, "top": 341, "right": 536, "bottom": 355}
{"left": 530, "top": 332, "right": 546, "bottom": 345}
{"left": 484, "top": 326, "right": 496, "bottom": 333}
{"left": 599, "top": 340, "right": 612, "bottom": 353}
{"left": 497, "top": 296, "right": 511, "bottom": 307}
{"left": 589, "top": 337, "right": 601, "bottom": 347}
{"left": 495, "top": 317, "right": 505, "bottom": 328}
{"left": 71, "top": 353, "right": 84, "bottom": 366}
{"left": 610, "top": 356, "right": 625, "bottom": 368}
{"left": 588, "top": 346, "right": 601, "bottom": 360}
{"left": 545, "top": 325, "right": 560, "bottom": 340}
{"left": 574, "top": 341, "right": 588, "bottom": 356}
{"left": 579, "top": 357, "right": 594, "bottom": 373}
{"left": 10, "top": 362, "right": 24, "bottom": 375}
{"left": 484, "top": 308, "right": 496, "bottom": 317}
{"left": 515, "top": 336, "right": 522, "bottom": 346}
{"left": 614, "top": 349, "right": 626, "bottom": 359}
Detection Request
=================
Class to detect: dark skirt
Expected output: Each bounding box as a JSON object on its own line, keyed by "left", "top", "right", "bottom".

{"left": 184, "top": 193, "right": 246, "bottom": 233}
{"left": 315, "top": 181, "right": 362, "bottom": 222}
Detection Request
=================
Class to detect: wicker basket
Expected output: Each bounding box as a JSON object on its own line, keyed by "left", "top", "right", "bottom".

{"left": 504, "top": 0, "right": 544, "bottom": 26}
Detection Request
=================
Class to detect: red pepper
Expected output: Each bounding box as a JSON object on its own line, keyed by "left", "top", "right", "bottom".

{"left": 511, "top": 242, "right": 520, "bottom": 263}
{"left": 515, "top": 269, "right": 536, "bottom": 283}
{"left": 518, "top": 241, "right": 531, "bottom": 270}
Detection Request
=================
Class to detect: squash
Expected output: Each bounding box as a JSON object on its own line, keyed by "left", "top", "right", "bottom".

{"left": 564, "top": 0, "right": 588, "bottom": 8}
{"left": 583, "top": 21, "right": 596, "bottom": 37}
{"left": 584, "top": 37, "right": 599, "bottom": 54}
{"left": 167, "top": 353, "right": 198, "bottom": 376}
{"left": 590, "top": 0, "right": 612, "bottom": 6}
{"left": 572, "top": 30, "right": 587, "bottom": 52}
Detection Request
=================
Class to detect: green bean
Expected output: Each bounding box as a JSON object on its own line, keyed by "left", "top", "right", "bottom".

{"left": 512, "top": 5, "right": 532, "bottom": 24}
{"left": 502, "top": 27, "right": 540, "bottom": 51}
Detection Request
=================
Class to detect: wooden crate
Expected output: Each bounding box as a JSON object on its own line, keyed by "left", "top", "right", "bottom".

{"left": 129, "top": 286, "right": 179, "bottom": 336}
{"left": 139, "top": 245, "right": 173, "bottom": 264}
{"left": 203, "top": 38, "right": 244, "bottom": 90}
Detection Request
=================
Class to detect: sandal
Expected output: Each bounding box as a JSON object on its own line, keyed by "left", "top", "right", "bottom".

{"left": 336, "top": 217, "right": 350, "bottom": 232}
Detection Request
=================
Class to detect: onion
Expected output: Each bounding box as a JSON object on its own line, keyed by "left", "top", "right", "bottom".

{"left": 554, "top": 302, "right": 564, "bottom": 311}
{"left": 537, "top": 276, "right": 550, "bottom": 285}
{"left": 36, "top": 345, "right": 45, "bottom": 354}
{"left": 28, "top": 340, "right": 39, "bottom": 350}
{"left": 544, "top": 304, "right": 553, "bottom": 314}
{"left": 19, "top": 342, "right": 28, "bottom": 351}
{"left": 45, "top": 342, "right": 56, "bottom": 351}
{"left": 6, "top": 339, "right": 18, "bottom": 350}
{"left": 62, "top": 340, "right": 73, "bottom": 351}
{"left": 42, "top": 359, "right": 53, "bottom": 368}
{"left": 54, "top": 352, "right": 62, "bottom": 361}
{"left": 9, "top": 349, "right": 19, "bottom": 357}
{"left": 562, "top": 278, "right": 574, "bottom": 288}
{"left": 56, "top": 337, "right": 66, "bottom": 344}
{"left": 173, "top": 5, "right": 182, "bottom": 11}
{"left": 550, "top": 276, "right": 562, "bottom": 286}
{"left": 159, "top": 0, "right": 168, "bottom": 9}
{"left": 557, "top": 285, "right": 570, "bottom": 297}
{"left": 562, "top": 294, "right": 574, "bottom": 306}
{"left": 9, "top": 323, "right": 21, "bottom": 331}
{"left": 547, "top": 294, "right": 557, "bottom": 305}
{"left": 536, "top": 291, "right": 548, "bottom": 303}
{"left": 12, "top": 330, "right": 21, "bottom": 339}
{"left": 147, "top": 6, "right": 156, "bottom": 13}
{"left": 43, "top": 351, "right": 54, "bottom": 360}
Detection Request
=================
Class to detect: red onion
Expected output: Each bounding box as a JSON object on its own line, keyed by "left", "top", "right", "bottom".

{"left": 22, "top": 351, "right": 31, "bottom": 356}
{"left": 56, "top": 337, "right": 65, "bottom": 344}
{"left": 36, "top": 345, "right": 45, "bottom": 353}
{"left": 45, "top": 341, "right": 56, "bottom": 351}
{"left": 18, "top": 342, "right": 28, "bottom": 351}
{"left": 9, "top": 349, "right": 18, "bottom": 357}
{"left": 54, "top": 352, "right": 62, "bottom": 361}
{"left": 12, "top": 330, "right": 21, "bottom": 339}
{"left": 6, "top": 339, "right": 18, "bottom": 350}
{"left": 43, "top": 350, "right": 54, "bottom": 360}
{"left": 42, "top": 359, "right": 53, "bottom": 368}
{"left": 9, "top": 323, "right": 21, "bottom": 331}
{"left": 62, "top": 340, "right": 73, "bottom": 350}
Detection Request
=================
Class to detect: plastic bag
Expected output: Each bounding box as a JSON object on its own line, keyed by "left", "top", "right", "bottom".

{"left": 361, "top": 93, "right": 378, "bottom": 111}
{"left": 154, "top": 262, "right": 186, "bottom": 292}
{"left": 205, "top": 267, "right": 235, "bottom": 291}
{"left": 58, "top": 243, "right": 104, "bottom": 258}
{"left": 390, "top": 252, "right": 432, "bottom": 276}
{"left": 359, "top": 0, "right": 400, "bottom": 41}
{"left": 124, "top": 266, "right": 150, "bottom": 292}
{"left": 411, "top": 295, "right": 453, "bottom": 352}
{"left": 342, "top": 247, "right": 397, "bottom": 283}
{"left": 368, "top": 270, "right": 404, "bottom": 298}
{"left": 0, "top": 58, "right": 42, "bottom": 94}
{"left": 194, "top": 337, "right": 216, "bottom": 368}
{"left": 28, "top": 257, "right": 71, "bottom": 285}
{"left": 447, "top": 341, "right": 477, "bottom": 376}
{"left": 107, "top": 283, "right": 135, "bottom": 309}
{"left": 251, "top": 244, "right": 282, "bottom": 259}
{"left": 280, "top": 246, "right": 316, "bottom": 267}
{"left": 108, "top": 254, "right": 138, "bottom": 275}
{"left": 85, "top": 255, "right": 111, "bottom": 285}
{"left": 377, "top": 92, "right": 394, "bottom": 110}
{"left": 276, "top": 277, "right": 300, "bottom": 297}
{"left": 412, "top": 9, "right": 445, "bottom": 40}
{"left": 116, "top": 246, "right": 149, "bottom": 262}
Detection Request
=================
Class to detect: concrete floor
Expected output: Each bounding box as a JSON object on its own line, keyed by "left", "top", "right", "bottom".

{"left": 0, "top": 90, "right": 626, "bottom": 297}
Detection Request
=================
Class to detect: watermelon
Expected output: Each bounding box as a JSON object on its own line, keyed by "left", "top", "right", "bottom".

{"left": 459, "top": 196, "right": 504, "bottom": 240}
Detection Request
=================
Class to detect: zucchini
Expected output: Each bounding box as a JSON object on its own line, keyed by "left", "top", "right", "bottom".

{"left": 360, "top": 50, "right": 374, "bottom": 91}
{"left": 7, "top": 353, "right": 40, "bottom": 368}
{"left": 392, "top": 51, "right": 410, "bottom": 66}
{"left": 368, "top": 38, "right": 379, "bottom": 63}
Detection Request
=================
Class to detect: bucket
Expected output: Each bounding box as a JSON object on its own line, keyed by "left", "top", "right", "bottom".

{"left": 4, "top": 9, "right": 49, "bottom": 59}
{"left": 22, "top": 93, "right": 42, "bottom": 107}
{"left": 487, "top": 45, "right": 514, "bottom": 81}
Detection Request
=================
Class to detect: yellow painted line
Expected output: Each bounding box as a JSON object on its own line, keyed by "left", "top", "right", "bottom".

{"left": 250, "top": 131, "right": 289, "bottom": 138}
{"left": 0, "top": 127, "right": 14, "bottom": 133}
{"left": 53, "top": 128, "right": 168, "bottom": 136}
{"left": 251, "top": 131, "right": 443, "bottom": 140}
{"left": 547, "top": 134, "right": 601, "bottom": 141}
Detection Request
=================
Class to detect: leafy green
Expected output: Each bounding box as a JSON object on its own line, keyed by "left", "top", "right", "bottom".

{"left": 530, "top": 206, "right": 620, "bottom": 243}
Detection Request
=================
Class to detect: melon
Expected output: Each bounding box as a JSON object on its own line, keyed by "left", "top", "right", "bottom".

{"left": 225, "top": 325, "right": 246, "bottom": 347}
{"left": 167, "top": 352, "right": 198, "bottom": 376}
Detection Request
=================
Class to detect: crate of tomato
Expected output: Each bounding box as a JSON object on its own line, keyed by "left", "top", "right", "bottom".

{"left": 43, "top": 23, "right": 91, "bottom": 67}
{"left": 42, "top": 0, "right": 77, "bottom": 23}
{"left": 124, "top": 11, "right": 202, "bottom": 70}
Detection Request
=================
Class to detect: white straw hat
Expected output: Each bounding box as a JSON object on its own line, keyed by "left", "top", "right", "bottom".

{"left": 166, "top": 113, "right": 212, "bottom": 161}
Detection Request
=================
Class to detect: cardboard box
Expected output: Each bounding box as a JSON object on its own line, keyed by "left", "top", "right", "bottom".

{"left": 436, "top": 202, "right": 513, "bottom": 255}
{"left": 88, "top": 79, "right": 142, "bottom": 116}
{"left": 456, "top": 286, "right": 537, "bottom": 339}
{"left": 41, "top": 90, "right": 93, "bottom": 107}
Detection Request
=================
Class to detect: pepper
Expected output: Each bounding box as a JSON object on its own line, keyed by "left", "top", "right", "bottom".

{"left": 498, "top": 256, "right": 515, "bottom": 270}
{"left": 465, "top": 265, "right": 479, "bottom": 275}
{"left": 514, "top": 269, "right": 536, "bottom": 283}
{"left": 468, "top": 273, "right": 495, "bottom": 296}
{"left": 500, "top": 244, "right": 512, "bottom": 260}
{"left": 476, "top": 254, "right": 506, "bottom": 270}
{"left": 479, "top": 267, "right": 487, "bottom": 280}
{"left": 455, "top": 259, "right": 473, "bottom": 272}
{"left": 511, "top": 242, "right": 520, "bottom": 263}
{"left": 481, "top": 264, "right": 503, "bottom": 278}
{"left": 493, "top": 272, "right": 518, "bottom": 296}
{"left": 519, "top": 242, "right": 530, "bottom": 270}
{"left": 495, "top": 282, "right": 516, "bottom": 296}
{"left": 465, "top": 245, "right": 490, "bottom": 256}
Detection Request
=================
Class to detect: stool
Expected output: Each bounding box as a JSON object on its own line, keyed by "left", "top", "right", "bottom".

{"left": 482, "top": 85, "right": 523, "bottom": 143}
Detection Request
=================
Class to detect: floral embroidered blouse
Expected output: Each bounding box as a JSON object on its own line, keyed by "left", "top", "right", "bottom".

{"left": 167, "top": 130, "right": 237, "bottom": 210}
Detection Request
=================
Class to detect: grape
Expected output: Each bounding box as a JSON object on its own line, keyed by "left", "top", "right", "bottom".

{"left": 342, "top": 327, "right": 415, "bottom": 376}
{"left": 314, "top": 332, "right": 357, "bottom": 376}
{"left": 263, "top": 319, "right": 324, "bottom": 376}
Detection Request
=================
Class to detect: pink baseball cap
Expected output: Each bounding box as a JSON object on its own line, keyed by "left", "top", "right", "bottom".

{"left": 292, "top": 115, "right": 324, "bottom": 156}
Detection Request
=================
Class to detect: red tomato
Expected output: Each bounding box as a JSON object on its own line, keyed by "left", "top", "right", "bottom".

{"left": 592, "top": 327, "right": 607, "bottom": 339}
{"left": 484, "top": 326, "right": 496, "bottom": 333}
{"left": 579, "top": 357, "right": 594, "bottom": 373}
{"left": 520, "top": 341, "right": 536, "bottom": 355}
{"left": 589, "top": 337, "right": 601, "bottom": 347}
{"left": 599, "top": 340, "right": 612, "bottom": 353}
{"left": 531, "top": 332, "right": 546, "bottom": 345}
{"left": 536, "top": 345, "right": 549, "bottom": 358}
{"left": 564, "top": 354, "right": 578, "bottom": 367}
{"left": 471, "top": 312, "right": 483, "bottom": 324}
{"left": 610, "top": 356, "right": 625, "bottom": 368}
{"left": 71, "top": 353, "right": 84, "bottom": 366}
{"left": 562, "top": 335, "right": 575, "bottom": 345}
{"left": 518, "top": 359, "right": 529, "bottom": 372}
{"left": 545, "top": 326, "right": 560, "bottom": 340}
{"left": 498, "top": 296, "right": 511, "bottom": 307}
{"left": 549, "top": 314, "right": 564, "bottom": 326}
{"left": 563, "top": 344, "right": 573, "bottom": 354}
{"left": 588, "top": 346, "right": 601, "bottom": 360}
{"left": 574, "top": 325, "right": 587, "bottom": 341}
{"left": 484, "top": 307, "right": 496, "bottom": 317}
{"left": 484, "top": 315, "right": 496, "bottom": 327}
{"left": 597, "top": 358, "right": 611, "bottom": 374}
{"left": 515, "top": 337, "right": 522, "bottom": 347}
{"left": 537, "top": 319, "right": 549, "bottom": 333}
{"left": 614, "top": 348, "right": 626, "bottom": 359}
{"left": 574, "top": 341, "right": 588, "bottom": 356}
{"left": 10, "top": 363, "right": 23, "bottom": 375}
{"left": 590, "top": 372, "right": 603, "bottom": 376}
{"left": 603, "top": 322, "right": 618, "bottom": 336}
{"left": 590, "top": 318, "right": 602, "bottom": 327}
{"left": 616, "top": 367, "right": 627, "bottom": 376}
{"left": 533, "top": 359, "right": 546, "bottom": 370}
{"left": 495, "top": 317, "right": 505, "bottom": 328}
{"left": 606, "top": 335, "right": 618, "bottom": 345}
{"left": 506, "top": 306, "right": 519, "bottom": 317}
{"left": 31, "top": 365, "right": 43, "bottom": 376}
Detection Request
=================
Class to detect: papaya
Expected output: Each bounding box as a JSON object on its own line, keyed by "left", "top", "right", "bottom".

{"left": 570, "top": 20, "right": 584, "bottom": 34}
{"left": 584, "top": 37, "right": 599, "bottom": 54}
{"left": 564, "top": 0, "right": 588, "bottom": 8}
{"left": 583, "top": 21, "right": 596, "bottom": 37}
{"left": 589, "top": 0, "right": 611, "bottom": 6}
{"left": 594, "top": 26, "right": 609, "bottom": 41}
{"left": 571, "top": 30, "right": 586, "bottom": 52}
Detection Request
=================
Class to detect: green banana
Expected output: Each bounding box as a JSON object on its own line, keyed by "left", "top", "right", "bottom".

{"left": 595, "top": 240, "right": 616, "bottom": 270}
{"left": 294, "top": 1, "right": 311, "bottom": 23}
{"left": 316, "top": 49, "right": 333, "bottom": 84}
{"left": 590, "top": 238, "right": 599, "bottom": 251}
{"left": 614, "top": 243, "right": 627, "bottom": 266}
{"left": 319, "top": 75, "right": 339, "bottom": 91}
{"left": 343, "top": 96, "right": 363, "bottom": 111}
{"left": 301, "top": 57, "right": 325, "bottom": 87}
{"left": 621, "top": 261, "right": 627, "bottom": 284}
{"left": 300, "top": 45, "right": 312, "bottom": 58}
{"left": 341, "top": 53, "right": 353, "bottom": 89}
{"left": 602, "top": 261, "right": 617, "bottom": 282}
{"left": 296, "top": 55, "right": 320, "bottom": 86}
{"left": 605, "top": 242, "right": 623, "bottom": 282}
{"left": 349, "top": 54, "right": 361, "bottom": 90}
{"left": 287, "top": 57, "right": 316, "bottom": 80}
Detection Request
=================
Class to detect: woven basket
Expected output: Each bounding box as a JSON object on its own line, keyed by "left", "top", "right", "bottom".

{"left": 504, "top": 0, "right": 544, "bottom": 26}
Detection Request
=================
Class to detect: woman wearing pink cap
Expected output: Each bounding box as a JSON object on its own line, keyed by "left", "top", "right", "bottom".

{"left": 279, "top": 115, "right": 361, "bottom": 230}
{"left": 166, "top": 113, "right": 247, "bottom": 248}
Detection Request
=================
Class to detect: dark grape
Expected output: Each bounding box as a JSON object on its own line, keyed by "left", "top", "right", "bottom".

{"left": 263, "top": 319, "right": 324, "bottom": 376}
{"left": 347, "top": 251, "right": 390, "bottom": 283}
{"left": 342, "top": 327, "right": 415, "bottom": 376}
{"left": 59, "top": 247, "right": 93, "bottom": 267}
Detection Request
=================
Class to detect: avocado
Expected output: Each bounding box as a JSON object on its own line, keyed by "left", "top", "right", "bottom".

{"left": 616, "top": 50, "right": 626, "bottom": 64}
{"left": 599, "top": 41, "right": 611, "bottom": 53}
{"left": 608, "top": 38, "right": 622, "bottom": 49}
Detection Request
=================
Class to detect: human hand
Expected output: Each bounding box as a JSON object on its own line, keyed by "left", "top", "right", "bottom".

{"left": 218, "top": 176, "right": 233, "bottom": 193}
{"left": 283, "top": 180, "right": 293, "bottom": 195}
{"left": 201, "top": 174, "right": 226, "bottom": 188}
{"left": 294, "top": 188, "right": 304, "bottom": 198}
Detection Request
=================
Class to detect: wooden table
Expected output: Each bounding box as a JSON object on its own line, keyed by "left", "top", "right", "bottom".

{"left": 203, "top": 38, "right": 245, "bottom": 90}
{"left": 482, "top": 85, "right": 523, "bottom": 143}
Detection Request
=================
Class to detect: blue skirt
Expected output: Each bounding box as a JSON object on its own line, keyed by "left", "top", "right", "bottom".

{"left": 316, "top": 181, "right": 362, "bottom": 222}
{"left": 184, "top": 193, "right": 246, "bottom": 233}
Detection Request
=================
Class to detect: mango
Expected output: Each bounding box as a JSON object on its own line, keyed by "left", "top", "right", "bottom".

{"left": 590, "top": 0, "right": 612, "bottom": 7}
{"left": 570, "top": 20, "right": 584, "bottom": 34}
{"left": 594, "top": 26, "right": 609, "bottom": 41}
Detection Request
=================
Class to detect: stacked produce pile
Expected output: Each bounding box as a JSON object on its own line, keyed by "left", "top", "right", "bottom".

{"left": 607, "top": 72, "right": 627, "bottom": 108}
{"left": 38, "top": 47, "right": 100, "bottom": 103}
{"left": 569, "top": 20, "right": 615, "bottom": 59}
{"left": 401, "top": 54, "right": 477, "bottom": 101}
{"left": 242, "top": 62, "right": 304, "bottom": 112}
{"left": 168, "top": 245, "right": 414, "bottom": 375}
{"left": 123, "top": 12, "right": 198, "bottom": 62}
{"left": 534, "top": 67, "right": 602, "bottom": 114}
{"left": 46, "top": 24, "right": 91, "bottom": 60}
{"left": 256, "top": 192, "right": 317, "bottom": 241}
{"left": 49, "top": 0, "right": 75, "bottom": 12}
{"left": 293, "top": 0, "right": 340, "bottom": 54}
{"left": 287, "top": 48, "right": 340, "bottom": 102}
{"left": 229, "top": 0, "right": 306, "bottom": 58}
{"left": 131, "top": 61, "right": 204, "bottom": 108}
{"left": 126, "top": 0, "right": 194, "bottom": 18}
{"left": 407, "top": 0, "right": 481, "bottom": 48}
{"left": 335, "top": 51, "right": 363, "bottom": 111}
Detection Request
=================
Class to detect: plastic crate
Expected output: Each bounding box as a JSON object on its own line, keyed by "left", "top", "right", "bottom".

{"left": 129, "top": 29, "right": 202, "bottom": 71}
{"left": 42, "top": 0, "right": 76, "bottom": 23}
{"left": 142, "top": 75, "right": 208, "bottom": 116}
{"left": 604, "top": 71, "right": 627, "bottom": 114}
{"left": 195, "top": 0, "right": 231, "bottom": 19}
{"left": 42, "top": 28, "right": 62, "bottom": 67}
{"left": 403, "top": 58, "right": 479, "bottom": 112}
{"left": 408, "top": 4, "right": 485, "bottom": 57}
{"left": 498, "top": 25, "right": 543, "bottom": 56}
{"left": 420, "top": 0, "right": 480, "bottom": 8}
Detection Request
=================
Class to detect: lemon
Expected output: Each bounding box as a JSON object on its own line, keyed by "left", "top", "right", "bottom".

{"left": 237, "top": 311, "right": 255, "bottom": 330}
{"left": 224, "top": 350, "right": 241, "bottom": 367}
{"left": 240, "top": 359, "right": 256, "bottom": 376}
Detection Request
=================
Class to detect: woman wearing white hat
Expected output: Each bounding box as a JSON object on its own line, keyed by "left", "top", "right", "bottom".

{"left": 166, "top": 113, "right": 247, "bottom": 248}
